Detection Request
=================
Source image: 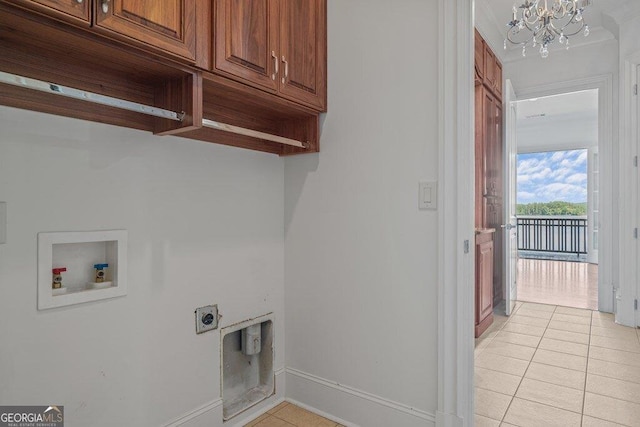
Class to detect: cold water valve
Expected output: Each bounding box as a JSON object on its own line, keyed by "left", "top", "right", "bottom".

{"left": 94, "top": 263, "right": 108, "bottom": 283}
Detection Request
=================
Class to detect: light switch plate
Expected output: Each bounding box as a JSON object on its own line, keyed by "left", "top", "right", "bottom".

{"left": 0, "top": 202, "right": 6, "bottom": 244}
{"left": 195, "top": 304, "right": 218, "bottom": 334}
{"left": 419, "top": 182, "right": 437, "bottom": 210}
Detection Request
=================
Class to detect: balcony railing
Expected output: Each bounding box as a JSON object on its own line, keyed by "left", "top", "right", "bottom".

{"left": 517, "top": 216, "right": 588, "bottom": 256}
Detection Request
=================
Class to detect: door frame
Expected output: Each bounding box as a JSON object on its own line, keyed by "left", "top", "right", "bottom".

{"left": 436, "top": 0, "right": 474, "bottom": 425}
{"left": 619, "top": 50, "right": 640, "bottom": 327}
{"left": 637, "top": 63, "right": 640, "bottom": 329}
{"left": 436, "top": 1, "right": 618, "bottom": 424}
{"left": 503, "top": 79, "right": 518, "bottom": 315}
{"left": 513, "top": 75, "right": 614, "bottom": 314}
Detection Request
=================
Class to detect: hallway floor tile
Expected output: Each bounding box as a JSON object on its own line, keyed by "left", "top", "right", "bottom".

{"left": 475, "top": 302, "right": 640, "bottom": 426}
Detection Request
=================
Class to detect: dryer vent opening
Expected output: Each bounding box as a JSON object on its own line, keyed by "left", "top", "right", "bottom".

{"left": 221, "top": 314, "right": 274, "bottom": 421}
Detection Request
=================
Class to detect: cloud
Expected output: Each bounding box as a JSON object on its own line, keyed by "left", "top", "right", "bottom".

{"left": 566, "top": 173, "right": 587, "bottom": 184}
{"left": 518, "top": 191, "right": 536, "bottom": 200}
{"left": 517, "top": 149, "right": 588, "bottom": 204}
{"left": 575, "top": 151, "right": 588, "bottom": 165}
{"left": 541, "top": 182, "right": 587, "bottom": 200}
{"left": 531, "top": 168, "right": 552, "bottom": 180}
{"left": 551, "top": 167, "right": 573, "bottom": 180}
{"left": 518, "top": 158, "right": 541, "bottom": 175}
{"left": 518, "top": 174, "right": 532, "bottom": 183}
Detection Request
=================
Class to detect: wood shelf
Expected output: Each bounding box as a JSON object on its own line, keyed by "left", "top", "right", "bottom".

{"left": 0, "top": 3, "right": 323, "bottom": 156}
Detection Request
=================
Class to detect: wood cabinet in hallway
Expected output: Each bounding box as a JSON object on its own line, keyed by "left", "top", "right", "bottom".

{"left": 474, "top": 29, "right": 504, "bottom": 337}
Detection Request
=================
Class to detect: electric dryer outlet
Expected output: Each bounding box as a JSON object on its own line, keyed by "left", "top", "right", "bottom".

{"left": 195, "top": 305, "right": 218, "bottom": 334}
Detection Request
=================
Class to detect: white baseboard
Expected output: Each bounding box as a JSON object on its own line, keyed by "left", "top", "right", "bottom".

{"left": 286, "top": 367, "right": 436, "bottom": 427}
{"left": 163, "top": 399, "right": 223, "bottom": 427}
{"left": 163, "top": 367, "right": 286, "bottom": 427}
{"left": 285, "top": 398, "right": 354, "bottom": 427}
{"left": 435, "top": 411, "right": 464, "bottom": 427}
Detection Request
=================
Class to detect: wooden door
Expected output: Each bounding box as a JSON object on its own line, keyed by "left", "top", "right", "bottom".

{"left": 278, "top": 0, "right": 326, "bottom": 110}
{"left": 7, "top": 0, "right": 90, "bottom": 23}
{"left": 95, "top": 0, "right": 197, "bottom": 62}
{"left": 476, "top": 234, "right": 494, "bottom": 327}
{"left": 214, "top": 0, "right": 279, "bottom": 92}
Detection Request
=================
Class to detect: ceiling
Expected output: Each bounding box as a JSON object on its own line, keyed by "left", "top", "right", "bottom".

{"left": 476, "top": 0, "right": 639, "bottom": 62}
{"left": 516, "top": 89, "right": 599, "bottom": 153}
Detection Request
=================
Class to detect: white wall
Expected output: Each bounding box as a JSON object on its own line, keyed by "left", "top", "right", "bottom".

{"left": 284, "top": 1, "right": 439, "bottom": 426}
{"left": 619, "top": 15, "right": 640, "bottom": 59}
{"left": 504, "top": 40, "right": 618, "bottom": 92}
{"left": 0, "top": 106, "right": 285, "bottom": 427}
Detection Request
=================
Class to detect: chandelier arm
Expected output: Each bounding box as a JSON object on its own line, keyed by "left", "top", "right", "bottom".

{"left": 504, "top": 0, "right": 589, "bottom": 53}
{"left": 506, "top": 29, "right": 535, "bottom": 46}
{"left": 550, "top": 2, "right": 572, "bottom": 20}
{"left": 557, "top": 19, "right": 585, "bottom": 36}
{"left": 522, "top": 14, "right": 540, "bottom": 26}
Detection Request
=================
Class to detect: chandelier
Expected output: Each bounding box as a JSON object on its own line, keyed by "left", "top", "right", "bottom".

{"left": 505, "top": 0, "right": 591, "bottom": 58}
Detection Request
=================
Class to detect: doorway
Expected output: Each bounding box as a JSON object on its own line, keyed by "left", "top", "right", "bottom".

{"left": 474, "top": 61, "right": 615, "bottom": 425}
{"left": 509, "top": 85, "right": 612, "bottom": 315}
{"left": 513, "top": 90, "right": 600, "bottom": 311}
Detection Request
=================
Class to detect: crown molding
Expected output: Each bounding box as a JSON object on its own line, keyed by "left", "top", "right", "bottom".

{"left": 603, "top": 0, "right": 640, "bottom": 26}
{"left": 501, "top": 26, "right": 616, "bottom": 64}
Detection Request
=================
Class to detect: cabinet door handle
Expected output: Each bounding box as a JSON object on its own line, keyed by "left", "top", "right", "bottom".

{"left": 281, "top": 56, "right": 289, "bottom": 84}
{"left": 271, "top": 51, "right": 279, "bottom": 81}
{"left": 101, "top": 0, "right": 109, "bottom": 13}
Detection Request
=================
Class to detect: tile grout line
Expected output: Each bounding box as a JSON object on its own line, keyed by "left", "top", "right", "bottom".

{"left": 473, "top": 303, "right": 521, "bottom": 422}
{"left": 497, "top": 303, "right": 554, "bottom": 424}
{"left": 580, "top": 308, "right": 594, "bottom": 424}
{"left": 582, "top": 376, "right": 640, "bottom": 405}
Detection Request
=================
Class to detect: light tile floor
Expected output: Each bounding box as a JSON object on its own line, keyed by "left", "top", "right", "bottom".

{"left": 475, "top": 302, "right": 640, "bottom": 427}
{"left": 245, "top": 402, "right": 344, "bottom": 427}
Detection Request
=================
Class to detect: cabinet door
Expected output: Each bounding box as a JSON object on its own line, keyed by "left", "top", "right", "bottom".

{"left": 278, "top": 0, "right": 326, "bottom": 111}
{"left": 474, "top": 30, "right": 484, "bottom": 83}
{"left": 483, "top": 45, "right": 496, "bottom": 93}
{"left": 482, "top": 89, "right": 496, "bottom": 228}
{"left": 214, "top": 0, "right": 279, "bottom": 92}
{"left": 95, "top": 0, "right": 197, "bottom": 62}
{"left": 495, "top": 61, "right": 503, "bottom": 98}
{"left": 7, "top": 0, "right": 90, "bottom": 23}
{"left": 476, "top": 237, "right": 494, "bottom": 324}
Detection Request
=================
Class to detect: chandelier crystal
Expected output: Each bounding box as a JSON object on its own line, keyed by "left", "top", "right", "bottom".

{"left": 505, "top": 0, "right": 591, "bottom": 58}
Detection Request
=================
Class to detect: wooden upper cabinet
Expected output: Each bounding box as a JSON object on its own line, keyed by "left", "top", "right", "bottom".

{"left": 495, "top": 61, "right": 503, "bottom": 98}
{"left": 278, "top": 0, "right": 326, "bottom": 110}
{"left": 94, "top": 0, "right": 198, "bottom": 62}
{"left": 483, "top": 44, "right": 496, "bottom": 93}
{"left": 212, "top": 0, "right": 327, "bottom": 111}
{"left": 6, "top": 0, "right": 90, "bottom": 23}
{"left": 214, "top": 0, "right": 279, "bottom": 92}
{"left": 477, "top": 31, "right": 502, "bottom": 99}
{"left": 474, "top": 30, "right": 484, "bottom": 83}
